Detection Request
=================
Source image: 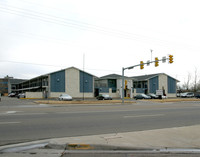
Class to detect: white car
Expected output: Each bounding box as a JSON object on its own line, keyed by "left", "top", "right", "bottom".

{"left": 17, "top": 93, "right": 25, "bottom": 98}
{"left": 59, "top": 94, "right": 72, "bottom": 101}
{"left": 162, "top": 95, "right": 167, "bottom": 99}
{"left": 181, "top": 92, "right": 194, "bottom": 98}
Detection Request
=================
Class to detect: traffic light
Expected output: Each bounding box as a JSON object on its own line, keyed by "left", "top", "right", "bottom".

{"left": 155, "top": 57, "right": 159, "bottom": 67}
{"left": 140, "top": 61, "right": 144, "bottom": 69}
{"left": 125, "top": 80, "right": 127, "bottom": 89}
{"left": 169, "top": 55, "right": 173, "bottom": 64}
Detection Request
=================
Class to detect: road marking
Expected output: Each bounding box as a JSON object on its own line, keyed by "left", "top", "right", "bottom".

{"left": 0, "top": 122, "right": 21, "bottom": 125}
{"left": 0, "top": 112, "right": 47, "bottom": 116}
{"left": 123, "top": 114, "right": 165, "bottom": 118}
{"left": 15, "top": 113, "right": 47, "bottom": 116}
{"left": 6, "top": 111, "right": 17, "bottom": 114}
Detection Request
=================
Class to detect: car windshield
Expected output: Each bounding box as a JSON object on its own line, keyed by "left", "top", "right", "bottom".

{"left": 61, "top": 94, "right": 70, "bottom": 97}
{"left": 1, "top": 0, "right": 200, "bottom": 156}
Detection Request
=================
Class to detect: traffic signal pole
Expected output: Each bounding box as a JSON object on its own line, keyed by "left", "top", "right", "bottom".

{"left": 122, "top": 67, "right": 125, "bottom": 103}
{"left": 121, "top": 55, "right": 173, "bottom": 104}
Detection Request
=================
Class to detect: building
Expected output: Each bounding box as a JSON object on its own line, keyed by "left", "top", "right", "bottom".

{"left": 0, "top": 76, "right": 26, "bottom": 95}
{"left": 10, "top": 67, "right": 178, "bottom": 99}
{"left": 131, "top": 73, "right": 179, "bottom": 97}
{"left": 14, "top": 67, "right": 95, "bottom": 99}
{"left": 95, "top": 74, "right": 133, "bottom": 98}
{"left": 95, "top": 73, "right": 179, "bottom": 98}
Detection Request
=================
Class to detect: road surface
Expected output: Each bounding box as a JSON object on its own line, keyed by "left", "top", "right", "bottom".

{"left": 0, "top": 97, "right": 200, "bottom": 146}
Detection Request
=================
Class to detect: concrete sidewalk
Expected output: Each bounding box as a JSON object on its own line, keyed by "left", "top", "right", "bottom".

{"left": 1, "top": 125, "right": 200, "bottom": 156}
{"left": 49, "top": 124, "right": 200, "bottom": 149}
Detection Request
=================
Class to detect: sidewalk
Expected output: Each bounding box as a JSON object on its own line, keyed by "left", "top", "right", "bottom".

{"left": 49, "top": 124, "right": 200, "bottom": 149}
{"left": 1, "top": 125, "right": 200, "bottom": 156}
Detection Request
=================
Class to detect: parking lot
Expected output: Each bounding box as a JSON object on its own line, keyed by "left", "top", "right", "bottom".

{"left": 1, "top": 95, "right": 200, "bottom": 106}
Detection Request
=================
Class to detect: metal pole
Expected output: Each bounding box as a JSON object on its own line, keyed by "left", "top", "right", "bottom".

{"left": 150, "top": 49, "right": 153, "bottom": 62}
{"left": 122, "top": 67, "right": 125, "bottom": 104}
{"left": 83, "top": 54, "right": 85, "bottom": 100}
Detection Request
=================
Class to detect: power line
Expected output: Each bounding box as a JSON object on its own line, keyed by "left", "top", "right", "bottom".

{"left": 0, "top": 60, "right": 63, "bottom": 68}
{"left": 0, "top": 60, "right": 122, "bottom": 73}
{"left": 1, "top": 3, "right": 199, "bottom": 51}
{"left": 0, "top": 4, "right": 189, "bottom": 48}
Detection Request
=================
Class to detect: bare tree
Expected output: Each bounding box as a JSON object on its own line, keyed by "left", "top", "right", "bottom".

{"left": 193, "top": 67, "right": 198, "bottom": 92}
{"left": 182, "top": 72, "right": 192, "bottom": 91}
{"left": 197, "top": 80, "right": 200, "bottom": 91}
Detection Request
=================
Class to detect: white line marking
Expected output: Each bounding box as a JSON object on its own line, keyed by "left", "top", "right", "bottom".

{"left": 15, "top": 113, "right": 47, "bottom": 116}
{"left": 6, "top": 111, "right": 18, "bottom": 114}
{"left": 124, "top": 114, "right": 165, "bottom": 118}
{"left": 0, "top": 122, "right": 21, "bottom": 124}
{"left": 0, "top": 112, "right": 47, "bottom": 116}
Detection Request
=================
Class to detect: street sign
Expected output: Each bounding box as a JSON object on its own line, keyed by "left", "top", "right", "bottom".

{"left": 156, "top": 90, "right": 163, "bottom": 96}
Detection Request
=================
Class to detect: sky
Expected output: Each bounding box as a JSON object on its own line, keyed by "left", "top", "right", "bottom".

{"left": 0, "top": 0, "right": 200, "bottom": 86}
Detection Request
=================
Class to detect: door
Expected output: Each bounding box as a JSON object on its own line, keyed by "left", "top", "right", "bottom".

{"left": 95, "top": 88, "right": 99, "bottom": 97}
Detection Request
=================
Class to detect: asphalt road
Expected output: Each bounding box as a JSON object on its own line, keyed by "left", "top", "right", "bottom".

{"left": 1, "top": 97, "right": 200, "bottom": 146}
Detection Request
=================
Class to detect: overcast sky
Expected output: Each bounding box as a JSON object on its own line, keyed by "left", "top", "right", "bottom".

{"left": 0, "top": 0, "right": 200, "bottom": 85}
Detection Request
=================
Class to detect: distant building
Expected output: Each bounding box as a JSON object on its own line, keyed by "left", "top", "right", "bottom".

{"left": 0, "top": 76, "right": 26, "bottom": 95}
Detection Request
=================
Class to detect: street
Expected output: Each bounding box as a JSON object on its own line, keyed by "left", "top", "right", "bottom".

{"left": 1, "top": 97, "right": 200, "bottom": 146}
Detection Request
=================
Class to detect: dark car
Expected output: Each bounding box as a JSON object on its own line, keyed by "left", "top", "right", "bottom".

{"left": 147, "top": 93, "right": 159, "bottom": 99}
{"left": 195, "top": 95, "right": 200, "bottom": 99}
{"left": 96, "top": 94, "right": 112, "bottom": 100}
{"left": 134, "top": 94, "right": 151, "bottom": 100}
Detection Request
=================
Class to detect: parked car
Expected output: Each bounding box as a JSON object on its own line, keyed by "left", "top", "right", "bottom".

{"left": 147, "top": 93, "right": 159, "bottom": 99}
{"left": 195, "top": 95, "right": 200, "bottom": 99}
{"left": 134, "top": 94, "right": 151, "bottom": 100}
{"left": 96, "top": 94, "right": 112, "bottom": 100}
{"left": 162, "top": 95, "right": 167, "bottom": 99}
{"left": 181, "top": 92, "right": 194, "bottom": 98}
{"left": 8, "top": 93, "right": 16, "bottom": 97}
{"left": 17, "top": 93, "right": 25, "bottom": 98}
{"left": 59, "top": 94, "right": 72, "bottom": 101}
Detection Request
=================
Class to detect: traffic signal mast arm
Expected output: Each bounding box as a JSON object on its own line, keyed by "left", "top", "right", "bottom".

{"left": 124, "top": 55, "right": 173, "bottom": 70}
{"left": 122, "top": 54, "right": 173, "bottom": 103}
{"left": 124, "top": 58, "right": 164, "bottom": 70}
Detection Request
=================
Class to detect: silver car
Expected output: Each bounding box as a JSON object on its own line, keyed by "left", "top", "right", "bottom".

{"left": 59, "top": 94, "right": 72, "bottom": 101}
{"left": 17, "top": 93, "right": 26, "bottom": 98}
{"left": 181, "top": 92, "right": 194, "bottom": 98}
